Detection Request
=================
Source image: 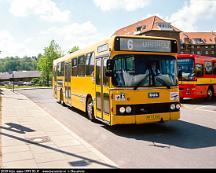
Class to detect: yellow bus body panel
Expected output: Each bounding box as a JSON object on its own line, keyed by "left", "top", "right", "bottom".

{"left": 180, "top": 78, "right": 216, "bottom": 85}
{"left": 71, "top": 77, "right": 94, "bottom": 111}
{"left": 112, "top": 112, "right": 180, "bottom": 125}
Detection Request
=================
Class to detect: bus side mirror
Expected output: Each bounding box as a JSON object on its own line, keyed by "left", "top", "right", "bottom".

{"left": 178, "top": 70, "right": 182, "bottom": 78}
{"left": 106, "top": 59, "right": 114, "bottom": 71}
{"left": 105, "top": 71, "right": 113, "bottom": 77}
{"left": 105, "top": 59, "right": 114, "bottom": 77}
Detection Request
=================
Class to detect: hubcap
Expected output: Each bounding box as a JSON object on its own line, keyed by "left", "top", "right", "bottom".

{"left": 208, "top": 89, "right": 212, "bottom": 97}
{"left": 87, "top": 102, "right": 93, "bottom": 117}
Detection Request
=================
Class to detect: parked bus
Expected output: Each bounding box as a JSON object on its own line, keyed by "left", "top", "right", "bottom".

{"left": 177, "top": 54, "right": 216, "bottom": 100}
{"left": 53, "top": 35, "right": 180, "bottom": 125}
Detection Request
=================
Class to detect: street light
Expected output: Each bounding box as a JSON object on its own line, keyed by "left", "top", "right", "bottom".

{"left": 8, "top": 71, "right": 14, "bottom": 92}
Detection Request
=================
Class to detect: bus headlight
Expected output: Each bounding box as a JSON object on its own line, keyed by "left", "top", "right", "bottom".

{"left": 170, "top": 104, "right": 176, "bottom": 110}
{"left": 119, "top": 107, "right": 126, "bottom": 114}
{"left": 126, "top": 106, "right": 132, "bottom": 113}
{"left": 175, "top": 104, "right": 181, "bottom": 110}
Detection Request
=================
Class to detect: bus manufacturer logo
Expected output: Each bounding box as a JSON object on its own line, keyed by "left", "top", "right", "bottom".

{"left": 170, "top": 92, "right": 179, "bottom": 100}
{"left": 148, "top": 92, "right": 159, "bottom": 98}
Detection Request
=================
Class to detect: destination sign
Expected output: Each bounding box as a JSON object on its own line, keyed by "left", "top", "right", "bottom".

{"left": 97, "top": 43, "right": 109, "bottom": 53}
{"left": 177, "top": 58, "right": 193, "bottom": 63}
{"left": 115, "top": 37, "right": 176, "bottom": 53}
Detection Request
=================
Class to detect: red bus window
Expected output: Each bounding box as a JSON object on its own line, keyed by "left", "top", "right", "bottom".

{"left": 205, "top": 62, "right": 213, "bottom": 75}
{"left": 195, "top": 64, "right": 203, "bottom": 77}
{"left": 213, "top": 62, "right": 216, "bottom": 74}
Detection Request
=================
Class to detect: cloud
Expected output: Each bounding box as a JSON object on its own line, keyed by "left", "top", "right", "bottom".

{"left": 0, "top": 21, "right": 101, "bottom": 58}
{"left": 9, "top": 0, "right": 71, "bottom": 23}
{"left": 0, "top": 30, "right": 36, "bottom": 58}
{"left": 93, "top": 0, "right": 150, "bottom": 11}
{"left": 167, "top": 0, "right": 216, "bottom": 31}
{"left": 41, "top": 21, "right": 101, "bottom": 52}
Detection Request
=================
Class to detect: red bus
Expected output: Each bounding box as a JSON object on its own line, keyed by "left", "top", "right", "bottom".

{"left": 177, "top": 54, "right": 216, "bottom": 100}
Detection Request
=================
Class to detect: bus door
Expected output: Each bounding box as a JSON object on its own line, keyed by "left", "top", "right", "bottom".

{"left": 95, "top": 57, "right": 111, "bottom": 124}
{"left": 64, "top": 62, "right": 72, "bottom": 106}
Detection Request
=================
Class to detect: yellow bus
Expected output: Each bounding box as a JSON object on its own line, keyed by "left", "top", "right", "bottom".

{"left": 53, "top": 35, "right": 180, "bottom": 125}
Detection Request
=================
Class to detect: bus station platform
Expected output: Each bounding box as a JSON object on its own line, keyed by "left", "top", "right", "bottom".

{"left": 0, "top": 89, "right": 117, "bottom": 169}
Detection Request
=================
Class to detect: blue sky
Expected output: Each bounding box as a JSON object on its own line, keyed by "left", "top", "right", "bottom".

{"left": 0, "top": 0, "right": 216, "bottom": 58}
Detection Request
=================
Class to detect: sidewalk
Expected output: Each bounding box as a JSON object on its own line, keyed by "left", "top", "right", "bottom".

{"left": 0, "top": 89, "right": 117, "bottom": 169}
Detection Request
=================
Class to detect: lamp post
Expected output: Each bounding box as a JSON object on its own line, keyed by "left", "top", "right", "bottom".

{"left": 9, "top": 71, "right": 14, "bottom": 92}
{"left": 12, "top": 72, "right": 14, "bottom": 92}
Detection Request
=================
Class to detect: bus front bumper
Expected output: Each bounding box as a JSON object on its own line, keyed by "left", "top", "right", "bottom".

{"left": 111, "top": 112, "right": 180, "bottom": 125}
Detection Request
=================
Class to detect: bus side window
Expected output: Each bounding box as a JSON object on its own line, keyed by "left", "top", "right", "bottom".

{"left": 72, "top": 58, "right": 78, "bottom": 76}
{"left": 57, "top": 62, "right": 64, "bottom": 76}
{"left": 213, "top": 62, "right": 216, "bottom": 75}
{"left": 53, "top": 66, "right": 57, "bottom": 80}
{"left": 205, "top": 61, "right": 213, "bottom": 75}
{"left": 78, "top": 55, "right": 86, "bottom": 76}
{"left": 195, "top": 64, "right": 203, "bottom": 77}
{"left": 86, "top": 52, "right": 95, "bottom": 76}
{"left": 57, "top": 63, "right": 60, "bottom": 76}
{"left": 65, "top": 63, "right": 71, "bottom": 82}
{"left": 96, "top": 60, "right": 101, "bottom": 85}
{"left": 103, "top": 58, "right": 109, "bottom": 86}
{"left": 61, "top": 62, "right": 65, "bottom": 76}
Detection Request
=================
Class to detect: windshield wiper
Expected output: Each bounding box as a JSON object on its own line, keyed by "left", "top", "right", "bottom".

{"left": 134, "top": 74, "right": 149, "bottom": 90}
{"left": 155, "top": 76, "right": 171, "bottom": 89}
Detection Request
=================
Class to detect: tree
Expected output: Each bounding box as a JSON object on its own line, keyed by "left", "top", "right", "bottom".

{"left": 0, "top": 56, "right": 37, "bottom": 72}
{"left": 37, "top": 40, "right": 62, "bottom": 86}
{"left": 68, "top": 46, "right": 79, "bottom": 54}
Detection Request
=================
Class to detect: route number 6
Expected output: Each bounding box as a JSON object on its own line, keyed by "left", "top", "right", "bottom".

{"left": 127, "top": 39, "right": 133, "bottom": 50}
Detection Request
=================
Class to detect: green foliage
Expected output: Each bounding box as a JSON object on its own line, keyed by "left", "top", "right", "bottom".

{"left": 68, "top": 46, "right": 79, "bottom": 54}
{"left": 0, "top": 56, "right": 37, "bottom": 72}
{"left": 31, "top": 78, "right": 42, "bottom": 86}
{"left": 37, "top": 40, "right": 62, "bottom": 86}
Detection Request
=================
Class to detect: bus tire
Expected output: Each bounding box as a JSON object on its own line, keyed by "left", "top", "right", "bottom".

{"left": 86, "top": 97, "right": 95, "bottom": 122}
{"left": 207, "top": 87, "right": 214, "bottom": 100}
{"left": 60, "top": 89, "right": 65, "bottom": 106}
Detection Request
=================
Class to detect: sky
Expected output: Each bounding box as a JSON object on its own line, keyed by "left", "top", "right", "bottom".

{"left": 0, "top": 0, "right": 216, "bottom": 58}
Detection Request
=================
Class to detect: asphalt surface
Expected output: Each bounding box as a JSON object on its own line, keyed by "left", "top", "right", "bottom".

{"left": 18, "top": 88, "right": 216, "bottom": 168}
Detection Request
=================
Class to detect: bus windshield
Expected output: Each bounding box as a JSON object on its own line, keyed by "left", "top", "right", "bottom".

{"left": 177, "top": 58, "right": 195, "bottom": 80}
{"left": 112, "top": 55, "right": 177, "bottom": 88}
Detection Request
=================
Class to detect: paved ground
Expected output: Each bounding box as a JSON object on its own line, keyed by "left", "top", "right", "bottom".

{"left": 0, "top": 89, "right": 117, "bottom": 168}
{"left": 17, "top": 88, "right": 216, "bottom": 168}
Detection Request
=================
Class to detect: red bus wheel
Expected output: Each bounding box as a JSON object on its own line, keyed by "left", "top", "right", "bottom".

{"left": 207, "top": 87, "right": 214, "bottom": 100}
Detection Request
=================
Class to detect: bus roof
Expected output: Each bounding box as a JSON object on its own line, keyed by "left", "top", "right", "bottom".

{"left": 53, "top": 35, "right": 178, "bottom": 66}
{"left": 177, "top": 54, "right": 216, "bottom": 61}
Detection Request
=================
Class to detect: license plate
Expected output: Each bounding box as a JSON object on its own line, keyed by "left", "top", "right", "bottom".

{"left": 146, "top": 115, "right": 160, "bottom": 120}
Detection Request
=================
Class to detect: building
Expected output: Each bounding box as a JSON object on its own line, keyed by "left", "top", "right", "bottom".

{"left": 180, "top": 32, "right": 216, "bottom": 57}
{"left": 0, "top": 71, "right": 41, "bottom": 85}
{"left": 113, "top": 16, "right": 181, "bottom": 50}
{"left": 113, "top": 15, "right": 216, "bottom": 57}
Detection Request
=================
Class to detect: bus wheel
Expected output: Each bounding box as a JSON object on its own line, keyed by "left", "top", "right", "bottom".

{"left": 207, "top": 87, "right": 214, "bottom": 100}
{"left": 60, "top": 89, "right": 65, "bottom": 106}
{"left": 86, "top": 97, "right": 95, "bottom": 121}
